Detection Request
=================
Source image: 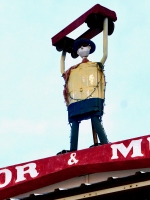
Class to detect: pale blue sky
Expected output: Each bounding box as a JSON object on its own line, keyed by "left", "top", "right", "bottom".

{"left": 0, "top": 0, "right": 150, "bottom": 168}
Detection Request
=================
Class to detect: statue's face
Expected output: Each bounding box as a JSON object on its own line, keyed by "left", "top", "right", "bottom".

{"left": 77, "top": 45, "right": 91, "bottom": 58}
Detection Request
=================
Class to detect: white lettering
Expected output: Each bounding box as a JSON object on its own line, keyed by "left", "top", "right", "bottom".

{"left": 147, "top": 137, "right": 150, "bottom": 149}
{"left": 111, "top": 139, "right": 144, "bottom": 159}
{"left": 15, "top": 163, "right": 39, "bottom": 183}
{"left": 68, "top": 153, "right": 78, "bottom": 165}
{"left": 0, "top": 169, "right": 12, "bottom": 188}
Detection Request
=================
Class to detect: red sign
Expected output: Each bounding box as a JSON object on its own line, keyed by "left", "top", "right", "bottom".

{"left": 51, "top": 4, "right": 117, "bottom": 45}
{"left": 51, "top": 4, "right": 117, "bottom": 56}
{"left": 0, "top": 135, "right": 150, "bottom": 199}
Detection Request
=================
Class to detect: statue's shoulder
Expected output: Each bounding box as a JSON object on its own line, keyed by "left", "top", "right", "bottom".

{"left": 86, "top": 61, "right": 104, "bottom": 71}
{"left": 97, "top": 62, "right": 104, "bottom": 71}
{"left": 63, "top": 64, "right": 79, "bottom": 80}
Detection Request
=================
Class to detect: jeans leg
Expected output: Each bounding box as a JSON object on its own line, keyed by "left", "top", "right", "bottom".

{"left": 91, "top": 116, "right": 109, "bottom": 144}
{"left": 70, "top": 121, "right": 79, "bottom": 151}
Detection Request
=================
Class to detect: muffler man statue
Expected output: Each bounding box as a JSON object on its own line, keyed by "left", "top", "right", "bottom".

{"left": 62, "top": 38, "right": 109, "bottom": 151}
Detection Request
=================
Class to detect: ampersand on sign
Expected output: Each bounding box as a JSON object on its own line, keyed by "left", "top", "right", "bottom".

{"left": 68, "top": 153, "right": 79, "bottom": 165}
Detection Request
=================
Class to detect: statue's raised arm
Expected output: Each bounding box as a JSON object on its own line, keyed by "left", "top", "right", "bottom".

{"left": 60, "top": 51, "right": 66, "bottom": 75}
{"left": 100, "top": 18, "right": 108, "bottom": 65}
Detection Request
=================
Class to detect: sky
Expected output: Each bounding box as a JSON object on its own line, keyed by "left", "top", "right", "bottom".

{"left": 0, "top": 0, "right": 150, "bottom": 168}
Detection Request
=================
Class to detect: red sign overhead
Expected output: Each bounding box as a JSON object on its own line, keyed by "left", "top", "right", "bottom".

{"left": 51, "top": 4, "right": 117, "bottom": 56}
{"left": 0, "top": 135, "right": 150, "bottom": 199}
{"left": 51, "top": 4, "right": 117, "bottom": 46}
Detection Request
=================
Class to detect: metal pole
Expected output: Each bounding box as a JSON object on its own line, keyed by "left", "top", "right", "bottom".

{"left": 91, "top": 120, "right": 98, "bottom": 144}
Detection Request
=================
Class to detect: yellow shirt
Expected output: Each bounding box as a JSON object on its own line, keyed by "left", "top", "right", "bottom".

{"left": 67, "top": 61, "right": 105, "bottom": 105}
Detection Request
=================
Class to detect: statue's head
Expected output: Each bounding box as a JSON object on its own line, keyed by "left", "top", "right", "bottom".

{"left": 73, "top": 38, "right": 96, "bottom": 58}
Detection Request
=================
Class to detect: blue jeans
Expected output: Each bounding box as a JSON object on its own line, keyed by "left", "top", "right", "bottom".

{"left": 70, "top": 116, "right": 109, "bottom": 151}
